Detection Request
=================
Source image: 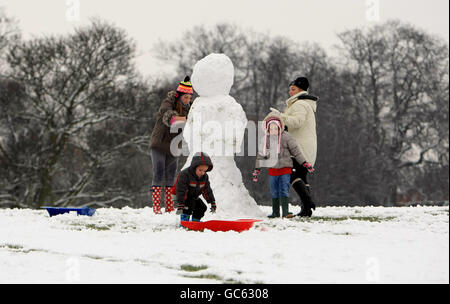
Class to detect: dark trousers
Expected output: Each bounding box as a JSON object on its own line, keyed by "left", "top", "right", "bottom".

{"left": 183, "top": 198, "right": 207, "bottom": 220}
{"left": 291, "top": 158, "right": 309, "bottom": 186}
{"left": 150, "top": 148, "right": 178, "bottom": 187}
{"left": 291, "top": 158, "right": 314, "bottom": 206}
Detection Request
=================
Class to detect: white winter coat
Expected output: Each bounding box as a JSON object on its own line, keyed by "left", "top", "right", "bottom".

{"left": 280, "top": 91, "right": 318, "bottom": 166}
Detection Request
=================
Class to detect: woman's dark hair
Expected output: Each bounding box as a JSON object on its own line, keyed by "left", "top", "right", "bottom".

{"left": 175, "top": 92, "right": 193, "bottom": 115}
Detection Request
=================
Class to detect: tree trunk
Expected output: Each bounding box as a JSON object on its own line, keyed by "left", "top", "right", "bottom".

{"left": 389, "top": 183, "right": 398, "bottom": 207}
{"left": 37, "top": 168, "right": 54, "bottom": 208}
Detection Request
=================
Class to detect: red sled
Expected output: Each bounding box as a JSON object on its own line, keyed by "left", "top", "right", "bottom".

{"left": 181, "top": 219, "right": 262, "bottom": 232}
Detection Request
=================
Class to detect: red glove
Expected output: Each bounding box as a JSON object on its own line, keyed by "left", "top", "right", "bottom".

{"left": 252, "top": 169, "right": 261, "bottom": 182}
{"left": 302, "top": 162, "right": 315, "bottom": 173}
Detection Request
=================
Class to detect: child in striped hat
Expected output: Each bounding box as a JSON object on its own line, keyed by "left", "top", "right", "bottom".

{"left": 253, "top": 112, "right": 314, "bottom": 218}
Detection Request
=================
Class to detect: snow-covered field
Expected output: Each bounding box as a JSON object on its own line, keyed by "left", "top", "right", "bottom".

{"left": 0, "top": 205, "right": 448, "bottom": 284}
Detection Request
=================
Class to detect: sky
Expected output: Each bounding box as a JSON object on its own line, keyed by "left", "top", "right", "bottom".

{"left": 1, "top": 0, "right": 449, "bottom": 79}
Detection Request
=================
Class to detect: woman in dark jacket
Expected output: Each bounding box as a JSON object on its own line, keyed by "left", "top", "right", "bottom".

{"left": 149, "top": 76, "right": 193, "bottom": 214}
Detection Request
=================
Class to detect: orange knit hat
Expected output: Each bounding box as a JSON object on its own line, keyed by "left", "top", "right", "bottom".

{"left": 176, "top": 76, "right": 193, "bottom": 94}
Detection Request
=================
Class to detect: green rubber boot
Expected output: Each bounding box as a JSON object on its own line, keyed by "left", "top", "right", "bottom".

{"left": 280, "top": 197, "right": 294, "bottom": 218}
{"left": 268, "top": 198, "right": 280, "bottom": 218}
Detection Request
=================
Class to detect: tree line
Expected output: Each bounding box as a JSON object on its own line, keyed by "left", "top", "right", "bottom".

{"left": 0, "top": 11, "right": 448, "bottom": 209}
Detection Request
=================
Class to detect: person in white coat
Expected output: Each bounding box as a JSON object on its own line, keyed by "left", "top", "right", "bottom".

{"left": 271, "top": 76, "right": 318, "bottom": 217}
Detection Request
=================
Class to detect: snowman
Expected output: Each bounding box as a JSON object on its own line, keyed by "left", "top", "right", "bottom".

{"left": 181, "top": 53, "right": 264, "bottom": 218}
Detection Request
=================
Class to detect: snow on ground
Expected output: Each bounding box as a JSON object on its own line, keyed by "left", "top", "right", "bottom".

{"left": 0, "top": 205, "right": 448, "bottom": 284}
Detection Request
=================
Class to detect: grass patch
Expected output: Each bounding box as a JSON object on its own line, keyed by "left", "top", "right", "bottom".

{"left": 0, "top": 244, "right": 24, "bottom": 250}
{"left": 224, "top": 278, "right": 246, "bottom": 284}
{"left": 83, "top": 254, "right": 122, "bottom": 263}
{"left": 69, "top": 222, "right": 113, "bottom": 231}
{"left": 179, "top": 265, "right": 254, "bottom": 284}
{"left": 21, "top": 248, "right": 43, "bottom": 254}
{"left": 84, "top": 254, "right": 104, "bottom": 260}
{"left": 85, "top": 223, "right": 112, "bottom": 231}
{"left": 349, "top": 216, "right": 395, "bottom": 222}
{"left": 181, "top": 273, "right": 245, "bottom": 284}
{"left": 0, "top": 243, "right": 46, "bottom": 254}
{"left": 180, "top": 264, "right": 245, "bottom": 283}
{"left": 135, "top": 259, "right": 151, "bottom": 266}
{"left": 180, "top": 264, "right": 208, "bottom": 272}
{"left": 182, "top": 273, "right": 221, "bottom": 280}
{"left": 298, "top": 216, "right": 395, "bottom": 223}
{"left": 425, "top": 210, "right": 449, "bottom": 216}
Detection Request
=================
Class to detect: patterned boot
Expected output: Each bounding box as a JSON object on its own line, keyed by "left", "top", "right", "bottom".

{"left": 151, "top": 186, "right": 162, "bottom": 214}
{"left": 165, "top": 186, "right": 175, "bottom": 213}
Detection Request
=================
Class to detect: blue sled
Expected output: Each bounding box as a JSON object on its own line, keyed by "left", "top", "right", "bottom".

{"left": 41, "top": 206, "right": 96, "bottom": 217}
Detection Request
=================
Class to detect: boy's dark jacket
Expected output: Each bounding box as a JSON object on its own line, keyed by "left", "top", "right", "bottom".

{"left": 175, "top": 152, "right": 215, "bottom": 205}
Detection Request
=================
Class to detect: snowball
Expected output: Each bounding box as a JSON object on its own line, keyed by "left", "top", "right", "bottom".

{"left": 191, "top": 53, "right": 234, "bottom": 97}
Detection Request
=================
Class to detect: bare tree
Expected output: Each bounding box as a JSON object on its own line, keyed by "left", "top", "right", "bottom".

{"left": 2, "top": 19, "right": 137, "bottom": 208}
{"left": 156, "top": 21, "right": 449, "bottom": 206}
{"left": 0, "top": 8, "right": 20, "bottom": 72}
{"left": 155, "top": 23, "right": 341, "bottom": 204}
{"left": 337, "top": 20, "right": 449, "bottom": 204}
{"left": 155, "top": 23, "right": 251, "bottom": 82}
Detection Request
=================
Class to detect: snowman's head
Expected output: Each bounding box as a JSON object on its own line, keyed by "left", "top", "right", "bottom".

{"left": 191, "top": 53, "right": 234, "bottom": 97}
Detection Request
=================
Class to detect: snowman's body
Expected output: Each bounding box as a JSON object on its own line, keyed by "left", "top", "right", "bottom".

{"left": 182, "top": 54, "right": 263, "bottom": 217}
